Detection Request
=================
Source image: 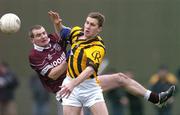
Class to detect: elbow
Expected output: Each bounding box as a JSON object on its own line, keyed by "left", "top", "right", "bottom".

{"left": 48, "top": 73, "right": 59, "bottom": 80}
{"left": 88, "top": 66, "right": 95, "bottom": 76}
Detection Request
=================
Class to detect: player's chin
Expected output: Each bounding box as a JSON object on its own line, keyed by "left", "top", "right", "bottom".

{"left": 85, "top": 33, "right": 92, "bottom": 38}
{"left": 42, "top": 39, "right": 49, "bottom": 44}
{"left": 40, "top": 41, "right": 49, "bottom": 47}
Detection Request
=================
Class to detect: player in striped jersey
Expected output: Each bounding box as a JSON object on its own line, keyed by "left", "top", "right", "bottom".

{"left": 59, "top": 12, "right": 108, "bottom": 115}
{"left": 48, "top": 11, "right": 176, "bottom": 114}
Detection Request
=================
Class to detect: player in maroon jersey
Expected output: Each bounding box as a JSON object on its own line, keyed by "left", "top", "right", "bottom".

{"left": 28, "top": 25, "right": 68, "bottom": 115}
{"left": 28, "top": 25, "right": 67, "bottom": 93}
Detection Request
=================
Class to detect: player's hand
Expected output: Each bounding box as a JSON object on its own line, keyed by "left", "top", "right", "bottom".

{"left": 48, "top": 10, "right": 62, "bottom": 25}
{"left": 59, "top": 81, "right": 75, "bottom": 98}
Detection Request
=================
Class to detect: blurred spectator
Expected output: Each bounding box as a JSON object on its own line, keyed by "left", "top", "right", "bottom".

{"left": 124, "top": 71, "right": 144, "bottom": 115}
{"left": 105, "top": 88, "right": 127, "bottom": 115}
{"left": 29, "top": 73, "right": 50, "bottom": 115}
{"left": 149, "top": 65, "right": 178, "bottom": 115}
{"left": 105, "top": 68, "right": 126, "bottom": 115}
{"left": 0, "top": 61, "right": 19, "bottom": 115}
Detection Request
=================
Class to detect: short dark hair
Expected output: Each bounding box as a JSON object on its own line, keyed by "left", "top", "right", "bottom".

{"left": 87, "top": 12, "right": 105, "bottom": 27}
{"left": 28, "top": 25, "right": 43, "bottom": 38}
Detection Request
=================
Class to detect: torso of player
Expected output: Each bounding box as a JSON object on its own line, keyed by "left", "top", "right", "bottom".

{"left": 29, "top": 34, "right": 67, "bottom": 93}
{"left": 67, "top": 29, "right": 105, "bottom": 80}
{"left": 40, "top": 43, "right": 66, "bottom": 70}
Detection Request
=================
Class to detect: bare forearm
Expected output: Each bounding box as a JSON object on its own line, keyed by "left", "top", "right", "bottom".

{"left": 48, "top": 61, "right": 67, "bottom": 80}
{"left": 54, "top": 22, "right": 62, "bottom": 35}
{"left": 73, "top": 66, "right": 94, "bottom": 87}
{"left": 48, "top": 10, "right": 63, "bottom": 34}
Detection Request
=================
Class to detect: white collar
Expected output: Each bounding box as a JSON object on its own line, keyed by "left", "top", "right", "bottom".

{"left": 33, "top": 43, "right": 51, "bottom": 52}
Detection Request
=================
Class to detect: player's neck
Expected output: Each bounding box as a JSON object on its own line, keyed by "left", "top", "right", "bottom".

{"left": 79, "top": 35, "right": 96, "bottom": 40}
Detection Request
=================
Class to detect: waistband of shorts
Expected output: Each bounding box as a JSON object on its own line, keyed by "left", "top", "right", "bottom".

{"left": 66, "top": 76, "right": 96, "bottom": 81}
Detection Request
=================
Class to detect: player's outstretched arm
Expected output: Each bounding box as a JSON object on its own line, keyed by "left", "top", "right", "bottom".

{"left": 48, "top": 60, "right": 67, "bottom": 80}
{"left": 59, "top": 66, "right": 94, "bottom": 98}
{"left": 48, "top": 10, "right": 63, "bottom": 34}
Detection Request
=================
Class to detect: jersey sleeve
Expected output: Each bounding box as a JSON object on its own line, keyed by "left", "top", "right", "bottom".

{"left": 60, "top": 25, "right": 71, "bottom": 41}
{"left": 69, "top": 26, "right": 83, "bottom": 43}
{"left": 48, "top": 33, "right": 59, "bottom": 42}
{"left": 60, "top": 26, "right": 82, "bottom": 43}
{"left": 29, "top": 55, "right": 53, "bottom": 77}
{"left": 85, "top": 46, "right": 105, "bottom": 72}
{"left": 149, "top": 75, "right": 159, "bottom": 85}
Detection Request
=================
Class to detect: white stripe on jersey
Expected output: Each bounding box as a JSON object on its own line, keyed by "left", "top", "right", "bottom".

{"left": 41, "top": 64, "right": 54, "bottom": 76}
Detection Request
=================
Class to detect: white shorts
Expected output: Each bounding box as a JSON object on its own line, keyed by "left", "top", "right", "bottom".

{"left": 60, "top": 76, "right": 105, "bottom": 108}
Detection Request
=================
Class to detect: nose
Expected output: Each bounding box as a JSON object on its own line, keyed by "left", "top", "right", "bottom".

{"left": 41, "top": 33, "right": 47, "bottom": 39}
{"left": 41, "top": 34, "right": 46, "bottom": 38}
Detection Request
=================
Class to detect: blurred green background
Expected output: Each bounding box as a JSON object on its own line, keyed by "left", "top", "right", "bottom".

{"left": 0, "top": 0, "right": 179, "bottom": 115}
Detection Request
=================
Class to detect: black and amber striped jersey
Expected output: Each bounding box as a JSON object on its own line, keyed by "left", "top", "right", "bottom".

{"left": 67, "top": 26, "right": 105, "bottom": 80}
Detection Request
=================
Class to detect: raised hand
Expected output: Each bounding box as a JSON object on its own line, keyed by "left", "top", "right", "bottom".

{"left": 48, "top": 10, "right": 62, "bottom": 25}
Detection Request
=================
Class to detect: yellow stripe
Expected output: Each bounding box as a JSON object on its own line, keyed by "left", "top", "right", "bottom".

{"left": 67, "top": 57, "right": 74, "bottom": 78}
{"left": 70, "top": 26, "right": 82, "bottom": 34}
{"left": 81, "top": 51, "right": 87, "bottom": 71}
{"left": 73, "top": 47, "right": 81, "bottom": 76}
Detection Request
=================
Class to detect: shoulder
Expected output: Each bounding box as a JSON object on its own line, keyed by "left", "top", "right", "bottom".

{"left": 149, "top": 74, "right": 159, "bottom": 85}
{"left": 71, "top": 26, "right": 82, "bottom": 33}
{"left": 29, "top": 49, "right": 44, "bottom": 64}
{"left": 97, "top": 36, "right": 105, "bottom": 46}
{"left": 70, "top": 26, "right": 83, "bottom": 36}
{"left": 166, "top": 73, "right": 178, "bottom": 84}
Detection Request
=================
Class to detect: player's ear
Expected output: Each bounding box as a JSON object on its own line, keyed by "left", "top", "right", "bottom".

{"left": 29, "top": 37, "right": 34, "bottom": 43}
{"left": 98, "top": 27, "right": 102, "bottom": 33}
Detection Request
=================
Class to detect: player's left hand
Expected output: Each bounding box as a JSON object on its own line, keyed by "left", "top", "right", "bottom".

{"left": 59, "top": 81, "right": 75, "bottom": 98}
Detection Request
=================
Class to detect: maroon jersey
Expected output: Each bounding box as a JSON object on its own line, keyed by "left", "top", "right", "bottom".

{"left": 29, "top": 33, "right": 66, "bottom": 93}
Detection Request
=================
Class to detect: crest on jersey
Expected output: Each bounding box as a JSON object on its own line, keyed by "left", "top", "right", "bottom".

{"left": 53, "top": 43, "right": 61, "bottom": 51}
{"left": 91, "top": 50, "right": 101, "bottom": 62}
{"left": 47, "top": 54, "right": 53, "bottom": 60}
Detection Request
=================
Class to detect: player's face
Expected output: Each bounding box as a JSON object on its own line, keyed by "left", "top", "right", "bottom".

{"left": 31, "top": 27, "right": 50, "bottom": 47}
{"left": 0, "top": 64, "right": 7, "bottom": 74}
{"left": 158, "top": 69, "right": 168, "bottom": 77}
{"left": 84, "top": 17, "right": 102, "bottom": 38}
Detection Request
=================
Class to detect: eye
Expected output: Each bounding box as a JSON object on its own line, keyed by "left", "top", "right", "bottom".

{"left": 85, "top": 21, "right": 88, "bottom": 25}
{"left": 35, "top": 33, "right": 41, "bottom": 37}
{"left": 91, "top": 23, "right": 96, "bottom": 26}
{"left": 42, "top": 31, "right": 47, "bottom": 35}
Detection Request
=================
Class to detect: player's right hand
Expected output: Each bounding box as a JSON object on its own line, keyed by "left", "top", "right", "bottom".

{"left": 48, "top": 10, "right": 62, "bottom": 25}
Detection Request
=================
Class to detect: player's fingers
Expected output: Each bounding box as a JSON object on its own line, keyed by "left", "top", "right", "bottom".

{"left": 60, "top": 86, "right": 69, "bottom": 96}
{"left": 66, "top": 91, "right": 71, "bottom": 98}
{"left": 59, "top": 86, "right": 66, "bottom": 96}
{"left": 61, "top": 88, "right": 70, "bottom": 98}
{"left": 56, "top": 93, "right": 62, "bottom": 101}
{"left": 61, "top": 90, "right": 69, "bottom": 98}
{"left": 52, "top": 11, "right": 56, "bottom": 16}
{"left": 48, "top": 10, "right": 53, "bottom": 16}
